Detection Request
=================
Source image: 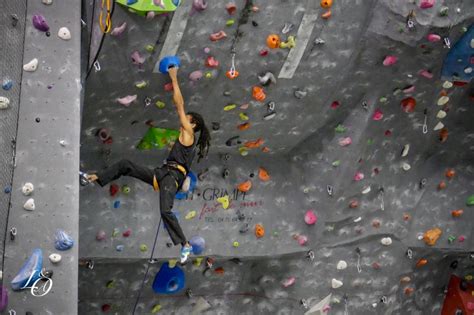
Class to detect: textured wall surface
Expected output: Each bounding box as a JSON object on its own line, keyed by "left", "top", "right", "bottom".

{"left": 1, "top": 0, "right": 81, "bottom": 314}
{"left": 79, "top": 0, "right": 474, "bottom": 314}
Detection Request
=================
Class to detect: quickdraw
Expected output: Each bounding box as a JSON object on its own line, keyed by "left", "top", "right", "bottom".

{"left": 99, "top": 0, "right": 112, "bottom": 33}
{"left": 226, "top": 50, "right": 239, "bottom": 79}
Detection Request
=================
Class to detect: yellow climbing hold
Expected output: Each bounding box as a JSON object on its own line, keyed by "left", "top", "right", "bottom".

{"left": 145, "top": 44, "right": 155, "bottom": 52}
{"left": 155, "top": 100, "right": 165, "bottom": 109}
{"left": 239, "top": 112, "right": 249, "bottom": 121}
{"left": 168, "top": 259, "right": 178, "bottom": 268}
{"left": 233, "top": 241, "right": 239, "bottom": 247}
{"left": 135, "top": 80, "right": 148, "bottom": 89}
{"left": 151, "top": 304, "right": 161, "bottom": 313}
{"left": 465, "top": 275, "right": 473, "bottom": 281}
{"left": 280, "top": 35, "right": 296, "bottom": 49}
{"left": 239, "top": 147, "right": 249, "bottom": 156}
{"left": 217, "top": 195, "right": 230, "bottom": 209}
{"left": 224, "top": 104, "right": 237, "bottom": 111}
{"left": 194, "top": 257, "right": 203, "bottom": 266}
{"left": 205, "top": 71, "right": 212, "bottom": 79}
{"left": 185, "top": 210, "right": 196, "bottom": 220}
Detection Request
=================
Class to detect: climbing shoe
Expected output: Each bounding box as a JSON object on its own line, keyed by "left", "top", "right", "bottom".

{"left": 180, "top": 244, "right": 193, "bottom": 264}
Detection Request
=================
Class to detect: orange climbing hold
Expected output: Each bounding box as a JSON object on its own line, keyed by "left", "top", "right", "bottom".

{"left": 252, "top": 86, "right": 266, "bottom": 101}
{"left": 214, "top": 267, "right": 225, "bottom": 274}
{"left": 237, "top": 180, "right": 252, "bottom": 193}
{"left": 438, "top": 181, "right": 446, "bottom": 190}
{"left": 321, "top": 10, "right": 332, "bottom": 19}
{"left": 439, "top": 128, "right": 448, "bottom": 143}
{"left": 423, "top": 227, "right": 442, "bottom": 246}
{"left": 401, "top": 97, "right": 416, "bottom": 113}
{"left": 258, "top": 167, "right": 270, "bottom": 182}
{"left": 266, "top": 34, "right": 281, "bottom": 49}
{"left": 237, "top": 122, "right": 250, "bottom": 131}
{"left": 404, "top": 287, "right": 415, "bottom": 295}
{"left": 416, "top": 258, "right": 428, "bottom": 267}
{"left": 244, "top": 138, "right": 264, "bottom": 148}
{"left": 451, "top": 209, "right": 464, "bottom": 217}
{"left": 226, "top": 70, "right": 239, "bottom": 79}
{"left": 445, "top": 168, "right": 455, "bottom": 179}
{"left": 320, "top": 0, "right": 333, "bottom": 8}
{"left": 262, "top": 146, "right": 270, "bottom": 153}
{"left": 255, "top": 224, "right": 265, "bottom": 238}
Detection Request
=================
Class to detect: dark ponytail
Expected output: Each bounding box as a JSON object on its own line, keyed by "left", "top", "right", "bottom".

{"left": 188, "top": 112, "right": 210, "bottom": 162}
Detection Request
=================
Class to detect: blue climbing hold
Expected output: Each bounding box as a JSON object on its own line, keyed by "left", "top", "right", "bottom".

{"left": 114, "top": 200, "right": 121, "bottom": 208}
{"left": 54, "top": 229, "right": 74, "bottom": 250}
{"left": 172, "top": 0, "right": 181, "bottom": 6}
{"left": 159, "top": 56, "right": 181, "bottom": 74}
{"left": 189, "top": 236, "right": 205, "bottom": 255}
{"left": 11, "top": 248, "right": 43, "bottom": 291}
{"left": 127, "top": 0, "right": 138, "bottom": 4}
{"left": 2, "top": 80, "right": 12, "bottom": 91}
{"left": 152, "top": 262, "right": 185, "bottom": 294}
{"left": 4, "top": 187, "right": 11, "bottom": 194}
{"left": 441, "top": 25, "right": 474, "bottom": 83}
{"left": 116, "top": 245, "right": 124, "bottom": 252}
{"left": 175, "top": 171, "right": 197, "bottom": 200}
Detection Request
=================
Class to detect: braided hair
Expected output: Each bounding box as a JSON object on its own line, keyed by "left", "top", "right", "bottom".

{"left": 188, "top": 112, "right": 210, "bottom": 162}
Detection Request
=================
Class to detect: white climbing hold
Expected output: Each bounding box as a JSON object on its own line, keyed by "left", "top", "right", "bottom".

{"left": 117, "top": 95, "right": 137, "bottom": 106}
{"left": 433, "top": 121, "right": 444, "bottom": 131}
{"left": 437, "top": 96, "right": 449, "bottom": 106}
{"left": 22, "top": 183, "right": 34, "bottom": 196}
{"left": 331, "top": 279, "right": 343, "bottom": 289}
{"left": 0, "top": 270, "right": 2, "bottom": 280}
{"left": 464, "top": 67, "right": 473, "bottom": 74}
{"left": 402, "top": 162, "right": 411, "bottom": 171}
{"left": 436, "top": 110, "right": 447, "bottom": 119}
{"left": 23, "top": 198, "right": 35, "bottom": 211}
{"left": 471, "top": 39, "right": 474, "bottom": 49}
{"left": 181, "top": 176, "right": 191, "bottom": 192}
{"left": 362, "top": 186, "right": 371, "bottom": 194}
{"left": 42, "top": 0, "right": 52, "bottom": 4}
{"left": 0, "top": 96, "right": 10, "bottom": 109}
{"left": 49, "top": 253, "right": 62, "bottom": 263}
{"left": 59, "top": 140, "right": 67, "bottom": 146}
{"left": 336, "top": 260, "right": 347, "bottom": 270}
{"left": 23, "top": 58, "right": 38, "bottom": 72}
{"left": 58, "top": 27, "right": 71, "bottom": 40}
{"left": 442, "top": 81, "right": 453, "bottom": 89}
{"left": 401, "top": 144, "right": 410, "bottom": 157}
{"left": 381, "top": 237, "right": 392, "bottom": 245}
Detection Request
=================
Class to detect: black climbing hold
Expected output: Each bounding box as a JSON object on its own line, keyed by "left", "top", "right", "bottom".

{"left": 306, "top": 250, "right": 315, "bottom": 261}
{"left": 362, "top": 101, "right": 369, "bottom": 110}
{"left": 229, "top": 258, "right": 242, "bottom": 265}
{"left": 239, "top": 223, "right": 249, "bottom": 233}
{"left": 419, "top": 178, "right": 427, "bottom": 189}
{"left": 43, "top": 270, "right": 53, "bottom": 278}
{"left": 249, "top": 173, "right": 254, "bottom": 178}
{"left": 221, "top": 153, "right": 230, "bottom": 161}
{"left": 11, "top": 14, "right": 19, "bottom": 27}
{"left": 166, "top": 242, "right": 173, "bottom": 248}
{"left": 225, "top": 136, "right": 240, "bottom": 147}
{"left": 10, "top": 227, "right": 16, "bottom": 240}
{"left": 212, "top": 122, "right": 220, "bottom": 130}
{"left": 223, "top": 169, "right": 230, "bottom": 179}
{"left": 35, "top": 117, "right": 40, "bottom": 123}
{"left": 300, "top": 299, "right": 308, "bottom": 309}
{"left": 130, "top": 120, "right": 138, "bottom": 125}
{"left": 46, "top": 31, "right": 51, "bottom": 37}
{"left": 223, "top": 91, "right": 231, "bottom": 96}
{"left": 236, "top": 210, "right": 245, "bottom": 221}
{"left": 355, "top": 247, "right": 361, "bottom": 255}
{"left": 450, "top": 260, "right": 458, "bottom": 269}
{"left": 252, "top": 21, "right": 258, "bottom": 27}
{"left": 26, "top": 312, "right": 33, "bottom": 315}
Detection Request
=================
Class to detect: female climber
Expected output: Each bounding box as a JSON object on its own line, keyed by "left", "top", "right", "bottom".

{"left": 84, "top": 67, "right": 210, "bottom": 264}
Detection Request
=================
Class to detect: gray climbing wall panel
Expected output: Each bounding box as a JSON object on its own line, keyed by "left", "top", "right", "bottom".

{"left": 79, "top": 0, "right": 474, "bottom": 314}
{"left": 0, "top": 0, "right": 27, "bottom": 270}
{"left": 1, "top": 0, "right": 82, "bottom": 314}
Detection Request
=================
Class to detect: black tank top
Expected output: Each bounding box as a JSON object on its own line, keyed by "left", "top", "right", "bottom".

{"left": 167, "top": 138, "right": 196, "bottom": 171}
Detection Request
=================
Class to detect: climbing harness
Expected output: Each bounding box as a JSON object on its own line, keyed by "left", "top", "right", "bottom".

{"left": 99, "top": 0, "right": 112, "bottom": 33}
{"left": 422, "top": 108, "right": 428, "bottom": 134}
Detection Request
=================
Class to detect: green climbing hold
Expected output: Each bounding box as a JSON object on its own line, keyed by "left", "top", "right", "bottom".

{"left": 448, "top": 235, "right": 456, "bottom": 243}
{"left": 439, "top": 6, "right": 449, "bottom": 16}
{"left": 145, "top": 44, "right": 155, "bottom": 52}
{"left": 151, "top": 304, "right": 162, "bottom": 313}
{"left": 140, "top": 244, "right": 148, "bottom": 252}
{"left": 335, "top": 124, "right": 346, "bottom": 133}
{"left": 332, "top": 160, "right": 341, "bottom": 167}
{"left": 122, "top": 185, "right": 130, "bottom": 194}
{"left": 112, "top": 228, "right": 119, "bottom": 237}
{"left": 226, "top": 19, "right": 235, "bottom": 26}
{"left": 135, "top": 80, "right": 148, "bottom": 89}
{"left": 106, "top": 280, "right": 115, "bottom": 288}
{"left": 466, "top": 195, "right": 474, "bottom": 206}
{"left": 273, "top": 231, "right": 279, "bottom": 237}
{"left": 379, "top": 97, "right": 388, "bottom": 103}
{"left": 367, "top": 139, "right": 374, "bottom": 145}
{"left": 155, "top": 100, "right": 165, "bottom": 109}
{"left": 224, "top": 104, "right": 237, "bottom": 111}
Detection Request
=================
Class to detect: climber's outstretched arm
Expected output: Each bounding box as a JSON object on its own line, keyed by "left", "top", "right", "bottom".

{"left": 168, "top": 67, "right": 193, "bottom": 135}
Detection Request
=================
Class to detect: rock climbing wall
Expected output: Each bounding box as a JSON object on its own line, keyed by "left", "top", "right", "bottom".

{"left": 79, "top": 0, "right": 474, "bottom": 314}
{"left": 1, "top": 0, "right": 82, "bottom": 314}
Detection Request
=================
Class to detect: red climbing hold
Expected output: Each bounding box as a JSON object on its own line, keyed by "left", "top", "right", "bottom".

{"left": 210, "top": 31, "right": 227, "bottom": 41}
{"left": 439, "top": 128, "right": 449, "bottom": 143}
{"left": 400, "top": 97, "right": 416, "bottom": 113}
{"left": 259, "top": 49, "right": 269, "bottom": 56}
{"left": 164, "top": 83, "right": 174, "bottom": 91}
{"left": 214, "top": 267, "right": 225, "bottom": 274}
{"left": 330, "top": 101, "right": 340, "bottom": 109}
{"left": 349, "top": 200, "right": 359, "bottom": 208}
{"left": 438, "top": 181, "right": 447, "bottom": 190}
{"left": 244, "top": 138, "right": 264, "bottom": 148}
{"left": 372, "top": 108, "right": 383, "bottom": 121}
{"left": 110, "top": 184, "right": 119, "bottom": 197}
{"left": 383, "top": 55, "right": 398, "bottom": 66}
{"left": 101, "top": 304, "right": 111, "bottom": 313}
{"left": 304, "top": 210, "right": 317, "bottom": 225}
{"left": 445, "top": 168, "right": 455, "bottom": 179}
{"left": 205, "top": 56, "right": 219, "bottom": 68}
{"left": 122, "top": 228, "right": 131, "bottom": 237}
{"left": 226, "top": 3, "right": 237, "bottom": 15}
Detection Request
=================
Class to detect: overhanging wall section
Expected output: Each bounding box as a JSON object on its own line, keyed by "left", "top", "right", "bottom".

{"left": 1, "top": 1, "right": 81, "bottom": 314}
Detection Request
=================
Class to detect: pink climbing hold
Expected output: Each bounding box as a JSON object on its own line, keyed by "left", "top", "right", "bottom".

{"left": 226, "top": 3, "right": 237, "bottom": 15}
{"left": 96, "top": 230, "right": 106, "bottom": 241}
{"left": 282, "top": 277, "right": 296, "bottom": 288}
{"left": 354, "top": 171, "right": 364, "bottom": 181}
{"left": 383, "top": 55, "right": 398, "bottom": 66}
{"left": 331, "top": 100, "right": 340, "bottom": 109}
{"left": 427, "top": 33, "right": 441, "bottom": 42}
{"left": 297, "top": 235, "right": 308, "bottom": 246}
{"left": 164, "top": 83, "right": 174, "bottom": 92}
{"left": 338, "top": 137, "right": 352, "bottom": 146}
{"left": 153, "top": 0, "right": 165, "bottom": 8}
{"left": 419, "top": 70, "right": 433, "bottom": 79}
{"left": 117, "top": 95, "right": 137, "bottom": 106}
{"left": 123, "top": 229, "right": 131, "bottom": 237}
{"left": 403, "top": 85, "right": 415, "bottom": 94}
{"left": 193, "top": 0, "right": 208, "bottom": 12}
{"left": 420, "top": 0, "right": 435, "bottom": 9}
{"left": 111, "top": 22, "right": 127, "bottom": 36}
{"left": 372, "top": 108, "right": 383, "bottom": 121}
{"left": 189, "top": 70, "right": 203, "bottom": 82}
{"left": 210, "top": 31, "right": 227, "bottom": 41}
{"left": 131, "top": 51, "right": 145, "bottom": 65}
{"left": 32, "top": 14, "right": 49, "bottom": 32}
{"left": 304, "top": 210, "right": 317, "bottom": 225}
{"left": 146, "top": 11, "right": 156, "bottom": 19}
{"left": 205, "top": 56, "right": 219, "bottom": 68}
{"left": 203, "top": 47, "right": 211, "bottom": 54}
{"left": 458, "top": 235, "right": 465, "bottom": 242}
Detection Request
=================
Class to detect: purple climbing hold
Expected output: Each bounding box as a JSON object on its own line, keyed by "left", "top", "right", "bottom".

{"left": 189, "top": 70, "right": 203, "bottom": 82}
{"left": 96, "top": 230, "right": 106, "bottom": 241}
{"left": 32, "top": 14, "right": 49, "bottom": 32}
{"left": 111, "top": 22, "right": 127, "bottom": 36}
{"left": 0, "top": 285, "right": 7, "bottom": 312}
{"left": 193, "top": 0, "right": 208, "bottom": 12}
{"left": 131, "top": 51, "right": 145, "bottom": 66}
{"left": 117, "top": 95, "right": 137, "bottom": 106}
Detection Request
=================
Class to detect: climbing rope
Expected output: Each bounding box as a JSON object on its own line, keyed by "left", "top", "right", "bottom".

{"left": 131, "top": 216, "right": 162, "bottom": 315}
{"left": 99, "top": 0, "right": 112, "bottom": 33}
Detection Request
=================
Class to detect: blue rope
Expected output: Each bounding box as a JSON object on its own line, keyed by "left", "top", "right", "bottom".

{"left": 131, "top": 216, "right": 162, "bottom": 314}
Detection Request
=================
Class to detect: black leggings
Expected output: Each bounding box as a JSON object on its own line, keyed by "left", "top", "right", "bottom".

{"left": 96, "top": 159, "right": 187, "bottom": 246}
